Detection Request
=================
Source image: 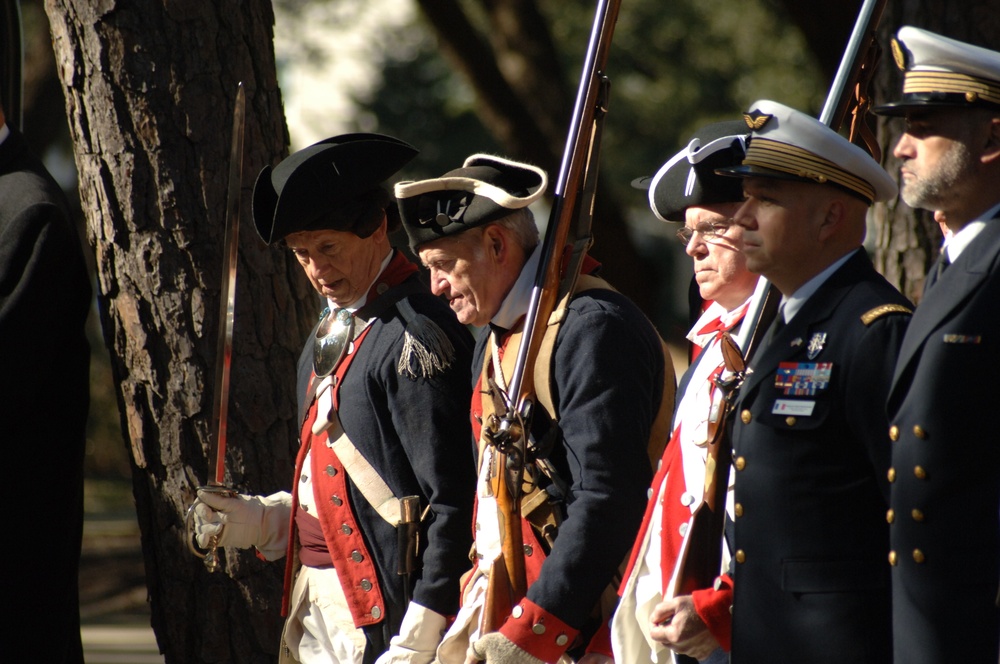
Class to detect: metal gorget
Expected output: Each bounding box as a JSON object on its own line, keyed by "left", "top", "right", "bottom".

{"left": 314, "top": 308, "right": 355, "bottom": 377}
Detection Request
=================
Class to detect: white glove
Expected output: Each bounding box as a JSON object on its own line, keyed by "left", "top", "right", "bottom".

{"left": 373, "top": 602, "right": 447, "bottom": 664}
{"left": 193, "top": 490, "right": 292, "bottom": 560}
{"left": 469, "top": 632, "right": 544, "bottom": 664}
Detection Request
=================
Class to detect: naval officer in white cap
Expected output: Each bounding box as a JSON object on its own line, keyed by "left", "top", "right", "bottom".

{"left": 717, "top": 100, "right": 912, "bottom": 664}
{"left": 875, "top": 26, "right": 1000, "bottom": 664}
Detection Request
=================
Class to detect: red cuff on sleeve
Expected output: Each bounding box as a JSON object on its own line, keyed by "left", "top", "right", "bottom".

{"left": 690, "top": 574, "right": 733, "bottom": 652}
{"left": 584, "top": 616, "right": 613, "bottom": 657}
{"left": 499, "top": 597, "right": 580, "bottom": 663}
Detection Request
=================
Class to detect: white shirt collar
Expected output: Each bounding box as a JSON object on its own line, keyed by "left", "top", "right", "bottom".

{"left": 491, "top": 245, "right": 541, "bottom": 331}
{"left": 781, "top": 250, "right": 856, "bottom": 324}
{"left": 942, "top": 201, "right": 1000, "bottom": 263}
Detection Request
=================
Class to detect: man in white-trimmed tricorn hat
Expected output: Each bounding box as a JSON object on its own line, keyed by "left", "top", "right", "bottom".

{"left": 716, "top": 100, "right": 912, "bottom": 664}
{"left": 192, "top": 134, "right": 477, "bottom": 664}
{"left": 874, "top": 26, "right": 1000, "bottom": 664}
{"left": 397, "top": 154, "right": 677, "bottom": 664}
{"left": 612, "top": 120, "right": 756, "bottom": 664}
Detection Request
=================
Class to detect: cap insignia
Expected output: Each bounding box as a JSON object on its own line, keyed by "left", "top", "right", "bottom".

{"left": 744, "top": 110, "right": 772, "bottom": 131}
{"left": 891, "top": 38, "right": 907, "bottom": 71}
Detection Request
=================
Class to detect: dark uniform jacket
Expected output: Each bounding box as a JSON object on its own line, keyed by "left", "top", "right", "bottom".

{"left": 0, "top": 127, "right": 90, "bottom": 663}
{"left": 472, "top": 285, "right": 667, "bottom": 660}
{"left": 730, "top": 249, "right": 911, "bottom": 664}
{"left": 293, "top": 265, "right": 476, "bottom": 649}
{"left": 887, "top": 213, "right": 1000, "bottom": 664}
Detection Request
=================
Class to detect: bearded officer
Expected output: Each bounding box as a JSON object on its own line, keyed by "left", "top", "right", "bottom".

{"left": 875, "top": 26, "right": 1000, "bottom": 663}
{"left": 193, "top": 134, "right": 476, "bottom": 664}
{"left": 396, "top": 154, "right": 676, "bottom": 663}
{"left": 716, "top": 101, "right": 912, "bottom": 664}
{"left": 613, "top": 120, "right": 758, "bottom": 664}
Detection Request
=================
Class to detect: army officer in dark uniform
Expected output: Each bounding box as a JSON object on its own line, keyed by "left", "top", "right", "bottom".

{"left": 875, "top": 26, "right": 1000, "bottom": 664}
{"left": 718, "top": 100, "right": 912, "bottom": 664}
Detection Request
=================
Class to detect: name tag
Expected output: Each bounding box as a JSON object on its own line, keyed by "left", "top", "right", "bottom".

{"left": 943, "top": 334, "right": 982, "bottom": 344}
{"left": 772, "top": 399, "right": 816, "bottom": 416}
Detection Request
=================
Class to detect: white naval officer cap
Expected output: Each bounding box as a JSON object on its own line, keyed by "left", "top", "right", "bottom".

{"left": 874, "top": 26, "right": 1000, "bottom": 116}
{"left": 716, "top": 100, "right": 897, "bottom": 205}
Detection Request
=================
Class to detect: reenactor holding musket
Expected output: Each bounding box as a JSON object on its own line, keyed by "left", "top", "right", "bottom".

{"left": 612, "top": 120, "right": 758, "bottom": 664}
{"left": 875, "top": 26, "right": 1000, "bottom": 663}
{"left": 396, "top": 153, "right": 676, "bottom": 664}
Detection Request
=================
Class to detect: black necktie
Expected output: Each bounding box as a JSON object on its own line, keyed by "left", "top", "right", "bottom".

{"left": 766, "top": 303, "right": 786, "bottom": 347}
{"left": 924, "top": 251, "right": 950, "bottom": 294}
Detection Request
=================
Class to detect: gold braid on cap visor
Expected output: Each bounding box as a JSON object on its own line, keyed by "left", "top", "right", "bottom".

{"left": 741, "top": 138, "right": 876, "bottom": 203}
{"left": 904, "top": 70, "right": 1000, "bottom": 106}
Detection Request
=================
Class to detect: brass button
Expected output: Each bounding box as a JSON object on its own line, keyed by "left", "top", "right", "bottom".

{"left": 376, "top": 282, "right": 389, "bottom": 295}
{"left": 678, "top": 522, "right": 689, "bottom": 537}
{"left": 887, "top": 468, "right": 896, "bottom": 483}
{"left": 555, "top": 634, "right": 569, "bottom": 646}
{"left": 300, "top": 474, "right": 308, "bottom": 483}
{"left": 913, "top": 549, "right": 926, "bottom": 563}
{"left": 914, "top": 465, "right": 927, "bottom": 480}
{"left": 785, "top": 416, "right": 797, "bottom": 427}
{"left": 351, "top": 550, "right": 364, "bottom": 563}
{"left": 512, "top": 605, "right": 524, "bottom": 619}
{"left": 532, "top": 623, "right": 546, "bottom": 635}
{"left": 966, "top": 91, "right": 979, "bottom": 102}
{"left": 680, "top": 492, "right": 696, "bottom": 507}
{"left": 331, "top": 495, "right": 343, "bottom": 506}
{"left": 371, "top": 605, "right": 382, "bottom": 619}
{"left": 911, "top": 509, "right": 925, "bottom": 522}
{"left": 326, "top": 465, "right": 337, "bottom": 476}
{"left": 735, "top": 456, "right": 746, "bottom": 471}
{"left": 734, "top": 503, "right": 744, "bottom": 517}
{"left": 735, "top": 550, "right": 746, "bottom": 563}
{"left": 886, "top": 509, "right": 895, "bottom": 523}
{"left": 889, "top": 551, "right": 897, "bottom": 566}
{"left": 741, "top": 409, "right": 752, "bottom": 424}
{"left": 889, "top": 425, "right": 899, "bottom": 441}
{"left": 913, "top": 425, "right": 927, "bottom": 439}
{"left": 524, "top": 544, "right": 534, "bottom": 557}
{"left": 360, "top": 579, "right": 373, "bottom": 592}
{"left": 341, "top": 524, "right": 353, "bottom": 535}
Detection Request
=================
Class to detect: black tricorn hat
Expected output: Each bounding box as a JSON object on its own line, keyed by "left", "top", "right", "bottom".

{"left": 637, "top": 121, "right": 748, "bottom": 222}
{"left": 395, "top": 154, "right": 548, "bottom": 249}
{"left": 252, "top": 133, "right": 418, "bottom": 245}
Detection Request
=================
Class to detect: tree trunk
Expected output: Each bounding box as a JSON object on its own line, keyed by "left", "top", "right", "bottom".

{"left": 871, "top": 0, "right": 1000, "bottom": 303}
{"left": 44, "top": 1, "right": 313, "bottom": 661}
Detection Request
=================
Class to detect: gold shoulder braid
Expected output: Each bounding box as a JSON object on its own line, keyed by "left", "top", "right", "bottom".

{"left": 861, "top": 303, "right": 913, "bottom": 326}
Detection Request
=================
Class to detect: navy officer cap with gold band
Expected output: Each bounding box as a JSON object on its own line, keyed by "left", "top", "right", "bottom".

{"left": 395, "top": 154, "right": 548, "bottom": 250}
{"left": 717, "top": 100, "right": 897, "bottom": 205}
{"left": 252, "top": 133, "right": 418, "bottom": 245}
{"left": 638, "top": 120, "right": 749, "bottom": 222}
{"left": 874, "top": 26, "right": 1000, "bottom": 116}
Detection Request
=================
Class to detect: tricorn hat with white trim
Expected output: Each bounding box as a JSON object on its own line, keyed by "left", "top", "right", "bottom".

{"left": 716, "top": 100, "right": 897, "bottom": 204}
{"left": 641, "top": 121, "right": 749, "bottom": 222}
{"left": 874, "top": 26, "right": 1000, "bottom": 116}
{"left": 252, "top": 133, "right": 418, "bottom": 245}
{"left": 396, "top": 154, "right": 548, "bottom": 249}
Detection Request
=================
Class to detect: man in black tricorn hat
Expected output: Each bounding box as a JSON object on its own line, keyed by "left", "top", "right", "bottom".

{"left": 192, "top": 134, "right": 476, "bottom": 664}
{"left": 396, "top": 154, "right": 676, "bottom": 664}
{"left": 612, "top": 121, "right": 757, "bottom": 664}
{"left": 874, "top": 26, "right": 1000, "bottom": 664}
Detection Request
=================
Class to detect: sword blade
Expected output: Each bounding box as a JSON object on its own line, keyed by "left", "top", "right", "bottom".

{"left": 208, "top": 82, "right": 246, "bottom": 486}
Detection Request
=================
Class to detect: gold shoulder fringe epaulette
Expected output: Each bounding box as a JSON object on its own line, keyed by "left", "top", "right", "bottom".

{"left": 861, "top": 304, "right": 913, "bottom": 326}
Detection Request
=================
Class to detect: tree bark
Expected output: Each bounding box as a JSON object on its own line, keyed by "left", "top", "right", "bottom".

{"left": 44, "top": 1, "right": 312, "bottom": 661}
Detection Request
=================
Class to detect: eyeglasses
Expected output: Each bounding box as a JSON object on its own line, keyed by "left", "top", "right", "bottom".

{"left": 676, "top": 219, "right": 734, "bottom": 245}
